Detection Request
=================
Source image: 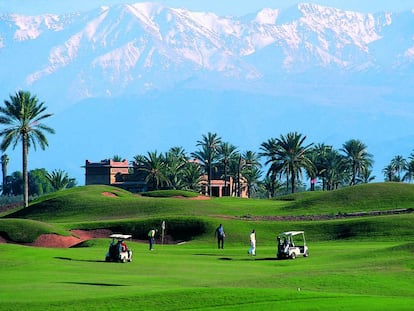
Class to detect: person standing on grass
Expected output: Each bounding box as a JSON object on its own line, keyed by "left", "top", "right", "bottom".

{"left": 148, "top": 229, "right": 156, "bottom": 251}
{"left": 215, "top": 224, "right": 225, "bottom": 249}
{"left": 248, "top": 229, "right": 256, "bottom": 256}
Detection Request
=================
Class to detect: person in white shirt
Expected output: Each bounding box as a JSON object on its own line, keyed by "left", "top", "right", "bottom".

{"left": 248, "top": 229, "right": 256, "bottom": 256}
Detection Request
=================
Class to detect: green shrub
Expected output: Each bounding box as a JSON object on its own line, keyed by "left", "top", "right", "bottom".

{"left": 141, "top": 190, "right": 199, "bottom": 198}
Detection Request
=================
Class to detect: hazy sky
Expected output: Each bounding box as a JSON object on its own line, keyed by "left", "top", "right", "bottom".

{"left": 1, "top": 0, "right": 412, "bottom": 15}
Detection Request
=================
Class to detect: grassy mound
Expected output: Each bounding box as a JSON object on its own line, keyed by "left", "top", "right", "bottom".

{"left": 0, "top": 219, "right": 69, "bottom": 243}
{"left": 279, "top": 182, "right": 414, "bottom": 214}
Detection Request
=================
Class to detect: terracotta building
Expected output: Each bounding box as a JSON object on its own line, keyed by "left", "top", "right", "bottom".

{"left": 84, "top": 159, "right": 248, "bottom": 197}
{"left": 84, "top": 159, "right": 147, "bottom": 193}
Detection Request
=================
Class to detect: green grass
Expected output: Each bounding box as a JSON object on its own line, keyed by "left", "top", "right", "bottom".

{"left": 0, "top": 240, "right": 412, "bottom": 310}
{"left": 0, "top": 183, "right": 413, "bottom": 310}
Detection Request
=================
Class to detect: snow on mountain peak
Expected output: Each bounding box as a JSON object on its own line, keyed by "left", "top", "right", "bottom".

{"left": 254, "top": 8, "right": 279, "bottom": 25}
{"left": 11, "top": 13, "right": 64, "bottom": 41}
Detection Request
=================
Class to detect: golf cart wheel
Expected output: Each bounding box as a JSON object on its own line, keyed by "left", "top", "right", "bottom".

{"left": 304, "top": 251, "right": 309, "bottom": 257}
{"left": 290, "top": 252, "right": 296, "bottom": 259}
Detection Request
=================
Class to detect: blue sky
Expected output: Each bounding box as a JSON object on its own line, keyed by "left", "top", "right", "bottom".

{"left": 1, "top": 0, "right": 412, "bottom": 15}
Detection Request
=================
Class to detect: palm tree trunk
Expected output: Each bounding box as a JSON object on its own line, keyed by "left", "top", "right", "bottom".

{"left": 23, "top": 136, "right": 29, "bottom": 208}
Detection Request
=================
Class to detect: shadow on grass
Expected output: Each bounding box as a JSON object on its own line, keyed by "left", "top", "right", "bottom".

{"left": 60, "top": 282, "right": 127, "bottom": 287}
{"left": 193, "top": 254, "right": 279, "bottom": 261}
{"left": 54, "top": 256, "right": 106, "bottom": 263}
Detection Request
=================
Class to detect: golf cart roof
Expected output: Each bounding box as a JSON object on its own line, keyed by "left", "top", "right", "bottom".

{"left": 110, "top": 234, "right": 132, "bottom": 239}
{"left": 278, "top": 231, "right": 304, "bottom": 237}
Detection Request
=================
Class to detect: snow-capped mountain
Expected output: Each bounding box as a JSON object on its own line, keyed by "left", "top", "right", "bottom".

{"left": 0, "top": 2, "right": 413, "bottom": 107}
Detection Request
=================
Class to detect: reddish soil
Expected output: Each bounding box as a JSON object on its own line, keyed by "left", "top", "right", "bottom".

{"left": 23, "top": 229, "right": 112, "bottom": 248}
{"left": 101, "top": 192, "right": 118, "bottom": 197}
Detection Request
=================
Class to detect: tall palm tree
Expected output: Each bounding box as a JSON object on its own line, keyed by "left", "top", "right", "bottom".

{"left": 340, "top": 139, "right": 373, "bottom": 186}
{"left": 0, "top": 91, "right": 55, "bottom": 207}
{"left": 192, "top": 132, "right": 222, "bottom": 196}
{"left": 1, "top": 153, "right": 9, "bottom": 195}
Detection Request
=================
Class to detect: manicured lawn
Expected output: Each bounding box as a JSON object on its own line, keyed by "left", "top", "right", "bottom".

{"left": 0, "top": 239, "right": 412, "bottom": 310}
{"left": 1, "top": 184, "right": 413, "bottom": 310}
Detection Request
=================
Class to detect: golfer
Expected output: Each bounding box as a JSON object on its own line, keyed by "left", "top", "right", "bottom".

{"left": 248, "top": 229, "right": 256, "bottom": 256}
{"left": 148, "top": 228, "right": 156, "bottom": 251}
{"left": 215, "top": 224, "right": 225, "bottom": 249}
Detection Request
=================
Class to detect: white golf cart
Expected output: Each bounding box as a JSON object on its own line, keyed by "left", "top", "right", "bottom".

{"left": 105, "top": 234, "right": 133, "bottom": 263}
{"left": 277, "top": 231, "right": 309, "bottom": 259}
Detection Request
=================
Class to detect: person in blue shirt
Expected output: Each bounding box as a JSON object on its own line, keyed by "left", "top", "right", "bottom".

{"left": 215, "top": 224, "right": 225, "bottom": 249}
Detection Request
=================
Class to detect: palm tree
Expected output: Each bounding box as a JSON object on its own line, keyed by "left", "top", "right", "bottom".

{"left": 112, "top": 155, "right": 124, "bottom": 162}
{"left": 356, "top": 168, "right": 376, "bottom": 184}
{"left": 218, "top": 142, "right": 238, "bottom": 196}
{"left": 164, "top": 147, "right": 188, "bottom": 189}
{"left": 181, "top": 161, "right": 205, "bottom": 192}
{"left": 382, "top": 164, "right": 395, "bottom": 182}
{"left": 390, "top": 155, "right": 407, "bottom": 182}
{"left": 263, "top": 132, "right": 314, "bottom": 193}
{"left": 240, "top": 150, "right": 262, "bottom": 197}
{"left": 403, "top": 160, "right": 414, "bottom": 183}
{"left": 242, "top": 165, "right": 262, "bottom": 198}
{"left": 340, "top": 139, "right": 373, "bottom": 186}
{"left": 324, "top": 149, "right": 347, "bottom": 190}
{"left": 192, "top": 132, "right": 222, "bottom": 196}
{"left": 0, "top": 91, "right": 55, "bottom": 207}
{"left": 134, "top": 151, "right": 170, "bottom": 191}
{"left": 262, "top": 173, "right": 282, "bottom": 198}
{"left": 46, "top": 169, "right": 70, "bottom": 191}
{"left": 1, "top": 154, "right": 9, "bottom": 195}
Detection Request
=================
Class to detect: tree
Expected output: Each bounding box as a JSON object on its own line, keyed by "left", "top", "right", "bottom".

{"left": 242, "top": 165, "right": 262, "bottom": 198}
{"left": 340, "top": 139, "right": 373, "bottom": 186}
{"left": 1, "top": 154, "right": 9, "bottom": 195}
{"left": 0, "top": 91, "right": 55, "bottom": 207}
{"left": 29, "top": 168, "right": 51, "bottom": 196}
{"left": 382, "top": 164, "right": 395, "bottom": 182}
{"left": 134, "top": 151, "right": 169, "bottom": 190}
{"left": 262, "top": 132, "right": 314, "bottom": 193}
{"left": 164, "top": 147, "right": 188, "bottom": 190}
{"left": 262, "top": 173, "right": 282, "bottom": 198}
{"left": 390, "top": 155, "right": 407, "bottom": 182}
{"left": 181, "top": 161, "right": 205, "bottom": 192}
{"left": 240, "top": 150, "right": 262, "bottom": 197}
{"left": 218, "top": 142, "right": 238, "bottom": 196}
{"left": 9, "top": 171, "right": 23, "bottom": 196}
{"left": 46, "top": 169, "right": 71, "bottom": 191}
{"left": 356, "top": 168, "right": 376, "bottom": 184}
{"left": 192, "top": 132, "right": 222, "bottom": 196}
{"left": 403, "top": 159, "right": 414, "bottom": 183}
{"left": 112, "top": 155, "right": 124, "bottom": 162}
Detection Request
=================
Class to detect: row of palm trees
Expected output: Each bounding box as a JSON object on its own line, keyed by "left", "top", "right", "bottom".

{"left": 129, "top": 131, "right": 375, "bottom": 198}
{"left": 383, "top": 154, "right": 414, "bottom": 182}
{"left": 130, "top": 134, "right": 263, "bottom": 197}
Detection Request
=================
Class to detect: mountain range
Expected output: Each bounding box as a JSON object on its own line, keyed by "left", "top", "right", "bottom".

{"left": 0, "top": 2, "right": 413, "bottom": 184}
